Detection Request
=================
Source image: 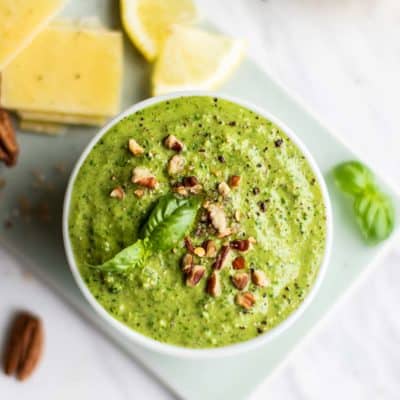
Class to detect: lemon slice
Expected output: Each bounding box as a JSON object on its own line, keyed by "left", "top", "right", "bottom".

{"left": 120, "top": 0, "right": 198, "bottom": 61}
{"left": 152, "top": 25, "right": 245, "bottom": 96}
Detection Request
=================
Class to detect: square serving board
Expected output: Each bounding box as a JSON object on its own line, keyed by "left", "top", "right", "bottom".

{"left": 1, "top": 1, "right": 400, "bottom": 399}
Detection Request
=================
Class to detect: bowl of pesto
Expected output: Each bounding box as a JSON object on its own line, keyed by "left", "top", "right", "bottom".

{"left": 63, "top": 93, "right": 332, "bottom": 357}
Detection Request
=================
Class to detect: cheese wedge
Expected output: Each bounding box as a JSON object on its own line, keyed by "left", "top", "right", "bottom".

{"left": 0, "top": 0, "right": 66, "bottom": 70}
{"left": 18, "top": 110, "right": 107, "bottom": 126}
{"left": 1, "top": 24, "right": 123, "bottom": 117}
{"left": 19, "top": 120, "right": 66, "bottom": 135}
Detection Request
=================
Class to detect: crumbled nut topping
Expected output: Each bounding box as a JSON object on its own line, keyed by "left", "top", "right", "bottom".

{"left": 234, "top": 210, "right": 241, "bottom": 222}
{"left": 168, "top": 154, "right": 185, "bottom": 175}
{"left": 128, "top": 138, "right": 144, "bottom": 156}
{"left": 208, "top": 204, "right": 230, "bottom": 237}
{"left": 184, "top": 237, "right": 195, "bottom": 254}
{"left": 182, "top": 176, "right": 199, "bottom": 187}
{"left": 110, "top": 186, "right": 125, "bottom": 200}
{"left": 134, "top": 189, "right": 145, "bottom": 198}
{"left": 232, "top": 272, "right": 249, "bottom": 290}
{"left": 218, "top": 182, "right": 231, "bottom": 197}
{"left": 203, "top": 240, "right": 217, "bottom": 258}
{"left": 232, "top": 256, "right": 245, "bottom": 270}
{"left": 186, "top": 265, "right": 206, "bottom": 287}
{"left": 173, "top": 185, "right": 188, "bottom": 196}
{"left": 228, "top": 175, "right": 241, "bottom": 188}
{"left": 188, "top": 184, "right": 202, "bottom": 194}
{"left": 230, "top": 239, "right": 250, "bottom": 252}
{"left": 132, "top": 167, "right": 158, "bottom": 189}
{"left": 236, "top": 292, "right": 256, "bottom": 309}
{"left": 251, "top": 269, "right": 269, "bottom": 287}
{"left": 194, "top": 247, "right": 206, "bottom": 257}
{"left": 207, "top": 271, "right": 221, "bottom": 297}
{"left": 164, "top": 135, "right": 184, "bottom": 152}
{"left": 212, "top": 245, "right": 230, "bottom": 270}
{"left": 182, "top": 253, "right": 193, "bottom": 275}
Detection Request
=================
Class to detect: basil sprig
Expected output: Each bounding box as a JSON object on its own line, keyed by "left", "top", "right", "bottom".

{"left": 94, "top": 194, "right": 201, "bottom": 272}
{"left": 333, "top": 161, "right": 395, "bottom": 244}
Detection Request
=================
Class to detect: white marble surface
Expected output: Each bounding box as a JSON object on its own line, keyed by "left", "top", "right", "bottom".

{"left": 1, "top": 0, "right": 400, "bottom": 399}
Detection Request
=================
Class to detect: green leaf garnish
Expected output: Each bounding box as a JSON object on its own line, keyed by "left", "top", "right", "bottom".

{"left": 141, "top": 194, "right": 201, "bottom": 250}
{"left": 353, "top": 190, "right": 395, "bottom": 244}
{"left": 333, "top": 161, "right": 374, "bottom": 195}
{"left": 94, "top": 239, "right": 149, "bottom": 272}
{"left": 333, "top": 160, "right": 395, "bottom": 245}
{"left": 93, "top": 194, "right": 201, "bottom": 272}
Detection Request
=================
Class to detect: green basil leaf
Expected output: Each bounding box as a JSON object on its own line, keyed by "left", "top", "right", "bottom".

{"left": 140, "top": 194, "right": 201, "bottom": 251}
{"left": 354, "top": 189, "right": 395, "bottom": 244}
{"left": 94, "top": 239, "right": 148, "bottom": 272}
{"left": 333, "top": 161, "right": 374, "bottom": 195}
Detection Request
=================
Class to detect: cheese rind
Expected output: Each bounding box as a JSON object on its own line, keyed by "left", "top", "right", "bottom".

{"left": 19, "top": 120, "right": 66, "bottom": 135}
{"left": 1, "top": 24, "right": 123, "bottom": 116}
{"left": 0, "top": 0, "right": 66, "bottom": 70}
{"left": 18, "top": 110, "right": 107, "bottom": 126}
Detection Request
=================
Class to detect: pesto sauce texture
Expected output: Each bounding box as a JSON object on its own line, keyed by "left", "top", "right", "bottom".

{"left": 69, "top": 96, "right": 327, "bottom": 348}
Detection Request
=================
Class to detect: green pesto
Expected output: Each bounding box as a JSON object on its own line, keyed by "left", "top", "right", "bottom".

{"left": 69, "top": 96, "right": 327, "bottom": 348}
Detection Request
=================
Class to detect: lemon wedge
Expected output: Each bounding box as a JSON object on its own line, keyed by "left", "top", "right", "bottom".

{"left": 120, "top": 0, "right": 198, "bottom": 61}
{"left": 152, "top": 25, "right": 245, "bottom": 96}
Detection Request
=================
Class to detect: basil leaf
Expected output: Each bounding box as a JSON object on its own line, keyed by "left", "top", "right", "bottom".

{"left": 94, "top": 239, "right": 148, "bottom": 272}
{"left": 141, "top": 194, "right": 201, "bottom": 250}
{"left": 333, "top": 161, "right": 374, "bottom": 195}
{"left": 354, "top": 190, "right": 395, "bottom": 244}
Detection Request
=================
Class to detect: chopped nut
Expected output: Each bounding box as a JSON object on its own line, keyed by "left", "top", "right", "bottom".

{"left": 194, "top": 247, "right": 206, "bottom": 257}
{"left": 248, "top": 236, "right": 257, "bottom": 244}
{"left": 236, "top": 292, "right": 256, "bottom": 309}
{"left": 251, "top": 269, "right": 270, "bottom": 287}
{"left": 134, "top": 189, "right": 145, "bottom": 198}
{"left": 189, "top": 184, "right": 203, "bottom": 194}
{"left": 218, "top": 181, "right": 231, "bottom": 197}
{"left": 164, "top": 135, "right": 184, "bottom": 152}
{"left": 234, "top": 210, "right": 241, "bottom": 222}
{"left": 208, "top": 204, "right": 230, "bottom": 237}
{"left": 110, "top": 186, "right": 125, "bottom": 200}
{"left": 232, "top": 272, "right": 249, "bottom": 290}
{"left": 128, "top": 138, "right": 144, "bottom": 156}
{"left": 184, "top": 237, "right": 195, "bottom": 253}
{"left": 182, "top": 176, "right": 199, "bottom": 187}
{"left": 203, "top": 240, "right": 217, "bottom": 258}
{"left": 207, "top": 271, "right": 221, "bottom": 297}
{"left": 232, "top": 256, "right": 245, "bottom": 270}
{"left": 168, "top": 154, "right": 185, "bottom": 175}
{"left": 230, "top": 239, "right": 250, "bottom": 252}
{"left": 228, "top": 175, "right": 241, "bottom": 188}
{"left": 132, "top": 167, "right": 158, "bottom": 189}
{"left": 173, "top": 185, "right": 189, "bottom": 196}
{"left": 186, "top": 265, "right": 206, "bottom": 287}
{"left": 212, "top": 245, "right": 230, "bottom": 270}
{"left": 182, "top": 253, "right": 193, "bottom": 274}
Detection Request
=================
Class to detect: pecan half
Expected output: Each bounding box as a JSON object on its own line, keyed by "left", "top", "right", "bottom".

{"left": 236, "top": 292, "right": 256, "bottom": 309}
{"left": 164, "top": 135, "right": 184, "bottom": 152}
{"left": 110, "top": 186, "right": 125, "bottom": 200}
{"left": 132, "top": 167, "right": 158, "bottom": 189}
{"left": 128, "top": 138, "right": 144, "bottom": 156}
{"left": 212, "top": 245, "right": 230, "bottom": 270}
{"left": 232, "top": 272, "right": 249, "bottom": 290}
{"left": 207, "top": 271, "right": 221, "bottom": 297}
{"left": 186, "top": 265, "right": 206, "bottom": 287}
{"left": 3, "top": 311, "right": 44, "bottom": 381}
{"left": 232, "top": 256, "right": 245, "bottom": 270}
{"left": 0, "top": 109, "right": 19, "bottom": 167}
{"left": 251, "top": 269, "right": 270, "bottom": 287}
{"left": 230, "top": 239, "right": 250, "bottom": 252}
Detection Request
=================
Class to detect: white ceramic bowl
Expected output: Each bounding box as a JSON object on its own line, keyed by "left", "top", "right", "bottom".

{"left": 63, "top": 91, "right": 333, "bottom": 359}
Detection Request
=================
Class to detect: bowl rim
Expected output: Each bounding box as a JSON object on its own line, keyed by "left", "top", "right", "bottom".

{"left": 63, "top": 91, "right": 333, "bottom": 359}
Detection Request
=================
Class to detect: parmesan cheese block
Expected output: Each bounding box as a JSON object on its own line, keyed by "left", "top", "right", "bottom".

{"left": 0, "top": 0, "right": 66, "bottom": 70}
{"left": 1, "top": 24, "right": 123, "bottom": 117}
{"left": 18, "top": 110, "right": 107, "bottom": 126}
{"left": 19, "top": 120, "right": 66, "bottom": 135}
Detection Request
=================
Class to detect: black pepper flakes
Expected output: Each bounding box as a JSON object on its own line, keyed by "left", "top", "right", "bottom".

{"left": 274, "top": 138, "right": 283, "bottom": 147}
{"left": 217, "top": 155, "right": 225, "bottom": 163}
{"left": 252, "top": 187, "right": 260, "bottom": 195}
{"left": 258, "top": 201, "right": 267, "bottom": 212}
{"left": 228, "top": 121, "right": 236, "bottom": 127}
